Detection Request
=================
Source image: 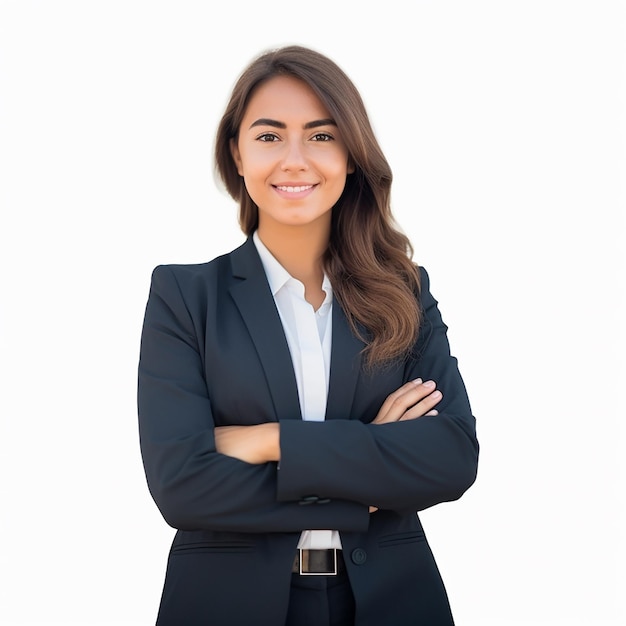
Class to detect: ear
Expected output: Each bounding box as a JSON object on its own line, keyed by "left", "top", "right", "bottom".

{"left": 230, "top": 138, "right": 244, "bottom": 176}
{"left": 347, "top": 157, "right": 355, "bottom": 174}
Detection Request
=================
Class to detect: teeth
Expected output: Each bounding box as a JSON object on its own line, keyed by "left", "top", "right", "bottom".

{"left": 276, "top": 185, "right": 313, "bottom": 193}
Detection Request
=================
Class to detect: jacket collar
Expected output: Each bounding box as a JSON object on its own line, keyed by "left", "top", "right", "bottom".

{"left": 228, "top": 237, "right": 364, "bottom": 421}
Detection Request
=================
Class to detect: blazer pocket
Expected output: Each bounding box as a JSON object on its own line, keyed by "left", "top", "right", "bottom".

{"left": 171, "top": 532, "right": 255, "bottom": 555}
{"left": 378, "top": 530, "right": 426, "bottom": 548}
{"left": 171, "top": 540, "right": 255, "bottom": 555}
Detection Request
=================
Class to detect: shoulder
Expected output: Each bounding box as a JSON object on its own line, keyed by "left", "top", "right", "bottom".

{"left": 414, "top": 264, "right": 434, "bottom": 309}
{"left": 417, "top": 264, "right": 430, "bottom": 283}
{"left": 149, "top": 258, "right": 222, "bottom": 297}
{"left": 147, "top": 253, "right": 244, "bottom": 314}
{"left": 417, "top": 265, "right": 430, "bottom": 293}
{"left": 151, "top": 258, "right": 223, "bottom": 283}
{"left": 414, "top": 264, "right": 443, "bottom": 317}
{"left": 149, "top": 239, "right": 250, "bottom": 292}
{"left": 409, "top": 264, "right": 446, "bottom": 356}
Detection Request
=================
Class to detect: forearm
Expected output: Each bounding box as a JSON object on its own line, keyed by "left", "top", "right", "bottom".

{"left": 211, "top": 382, "right": 475, "bottom": 514}
{"left": 276, "top": 415, "right": 478, "bottom": 512}
{"left": 141, "top": 428, "right": 369, "bottom": 533}
{"left": 214, "top": 423, "right": 281, "bottom": 464}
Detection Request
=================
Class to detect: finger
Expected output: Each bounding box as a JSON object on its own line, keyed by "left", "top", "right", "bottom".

{"left": 374, "top": 380, "right": 430, "bottom": 424}
{"left": 375, "top": 380, "right": 439, "bottom": 424}
{"left": 398, "top": 390, "right": 443, "bottom": 421}
{"left": 374, "top": 379, "right": 422, "bottom": 420}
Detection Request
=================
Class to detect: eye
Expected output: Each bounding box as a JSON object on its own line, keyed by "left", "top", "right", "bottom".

{"left": 311, "top": 132, "right": 334, "bottom": 142}
{"left": 256, "top": 133, "right": 280, "bottom": 142}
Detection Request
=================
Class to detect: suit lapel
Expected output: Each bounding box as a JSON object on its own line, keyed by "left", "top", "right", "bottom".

{"left": 325, "top": 297, "right": 365, "bottom": 420}
{"left": 228, "top": 238, "right": 302, "bottom": 421}
{"left": 227, "top": 237, "right": 365, "bottom": 423}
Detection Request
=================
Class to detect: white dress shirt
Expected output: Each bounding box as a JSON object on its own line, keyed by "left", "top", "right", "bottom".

{"left": 253, "top": 231, "right": 341, "bottom": 550}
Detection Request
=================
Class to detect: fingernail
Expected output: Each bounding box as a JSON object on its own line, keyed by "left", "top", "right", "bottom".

{"left": 412, "top": 378, "right": 422, "bottom": 385}
{"left": 423, "top": 380, "right": 436, "bottom": 389}
{"left": 431, "top": 390, "right": 442, "bottom": 399}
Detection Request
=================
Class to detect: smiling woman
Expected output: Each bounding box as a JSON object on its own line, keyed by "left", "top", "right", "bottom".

{"left": 230, "top": 75, "right": 353, "bottom": 229}
{"left": 138, "top": 45, "right": 478, "bottom": 626}
{"left": 229, "top": 75, "right": 354, "bottom": 308}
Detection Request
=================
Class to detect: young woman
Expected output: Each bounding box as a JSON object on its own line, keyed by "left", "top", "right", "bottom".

{"left": 138, "top": 45, "right": 478, "bottom": 626}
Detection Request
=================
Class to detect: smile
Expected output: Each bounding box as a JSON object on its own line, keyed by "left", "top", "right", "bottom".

{"left": 274, "top": 184, "right": 315, "bottom": 193}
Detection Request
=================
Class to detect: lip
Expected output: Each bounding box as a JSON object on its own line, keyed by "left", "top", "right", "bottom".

{"left": 272, "top": 183, "right": 317, "bottom": 198}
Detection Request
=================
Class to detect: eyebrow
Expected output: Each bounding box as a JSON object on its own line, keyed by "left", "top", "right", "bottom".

{"left": 248, "top": 118, "right": 337, "bottom": 130}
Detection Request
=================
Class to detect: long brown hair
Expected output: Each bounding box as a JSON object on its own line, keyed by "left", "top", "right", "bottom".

{"left": 215, "top": 45, "right": 422, "bottom": 367}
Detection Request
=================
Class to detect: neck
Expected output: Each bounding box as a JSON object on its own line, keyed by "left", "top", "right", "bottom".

{"left": 257, "top": 220, "right": 329, "bottom": 282}
{"left": 257, "top": 220, "right": 330, "bottom": 310}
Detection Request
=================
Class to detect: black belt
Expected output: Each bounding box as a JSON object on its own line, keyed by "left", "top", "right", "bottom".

{"left": 292, "top": 549, "right": 345, "bottom": 576}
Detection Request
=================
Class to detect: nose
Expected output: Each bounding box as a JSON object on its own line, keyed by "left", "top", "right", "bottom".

{"left": 280, "top": 139, "right": 308, "bottom": 172}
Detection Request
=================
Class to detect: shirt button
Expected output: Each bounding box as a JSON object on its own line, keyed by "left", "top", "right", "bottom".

{"left": 351, "top": 548, "right": 367, "bottom": 565}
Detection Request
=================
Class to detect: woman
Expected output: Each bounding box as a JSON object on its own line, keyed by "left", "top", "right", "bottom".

{"left": 138, "top": 45, "right": 478, "bottom": 626}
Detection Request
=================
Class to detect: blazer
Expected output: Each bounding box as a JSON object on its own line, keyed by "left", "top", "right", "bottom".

{"left": 137, "top": 237, "right": 479, "bottom": 626}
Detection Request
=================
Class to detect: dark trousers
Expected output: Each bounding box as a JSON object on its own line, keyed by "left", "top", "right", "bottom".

{"left": 285, "top": 570, "right": 356, "bottom": 626}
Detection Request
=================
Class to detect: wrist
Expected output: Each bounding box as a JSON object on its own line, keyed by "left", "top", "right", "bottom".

{"left": 261, "top": 422, "right": 280, "bottom": 462}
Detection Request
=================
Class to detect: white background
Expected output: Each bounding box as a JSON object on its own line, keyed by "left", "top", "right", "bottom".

{"left": 1, "top": 1, "right": 624, "bottom": 625}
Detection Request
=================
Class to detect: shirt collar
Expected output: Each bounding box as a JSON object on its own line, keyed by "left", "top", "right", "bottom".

{"left": 252, "top": 231, "right": 333, "bottom": 301}
{"left": 253, "top": 231, "right": 292, "bottom": 296}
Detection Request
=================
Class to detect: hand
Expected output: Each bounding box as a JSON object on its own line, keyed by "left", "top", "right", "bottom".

{"left": 214, "top": 423, "right": 280, "bottom": 464}
{"left": 371, "top": 379, "right": 442, "bottom": 424}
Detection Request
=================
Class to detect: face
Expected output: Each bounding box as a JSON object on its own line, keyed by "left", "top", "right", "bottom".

{"left": 230, "top": 75, "right": 353, "bottom": 234}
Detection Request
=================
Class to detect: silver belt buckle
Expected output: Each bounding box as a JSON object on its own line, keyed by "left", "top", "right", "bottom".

{"left": 299, "top": 548, "right": 338, "bottom": 576}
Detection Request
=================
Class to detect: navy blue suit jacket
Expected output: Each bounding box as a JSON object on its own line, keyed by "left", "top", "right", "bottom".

{"left": 138, "top": 237, "right": 478, "bottom": 625}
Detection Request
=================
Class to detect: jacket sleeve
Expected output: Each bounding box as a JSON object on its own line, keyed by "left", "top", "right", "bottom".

{"left": 138, "top": 265, "right": 369, "bottom": 533}
{"left": 277, "top": 267, "right": 479, "bottom": 512}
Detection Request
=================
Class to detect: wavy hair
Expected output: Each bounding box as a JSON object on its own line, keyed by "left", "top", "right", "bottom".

{"left": 215, "top": 45, "right": 421, "bottom": 367}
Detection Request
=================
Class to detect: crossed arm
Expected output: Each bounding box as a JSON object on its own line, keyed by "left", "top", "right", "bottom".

{"left": 215, "top": 379, "right": 443, "bottom": 514}
{"left": 138, "top": 264, "right": 477, "bottom": 531}
{"left": 214, "top": 378, "right": 443, "bottom": 464}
